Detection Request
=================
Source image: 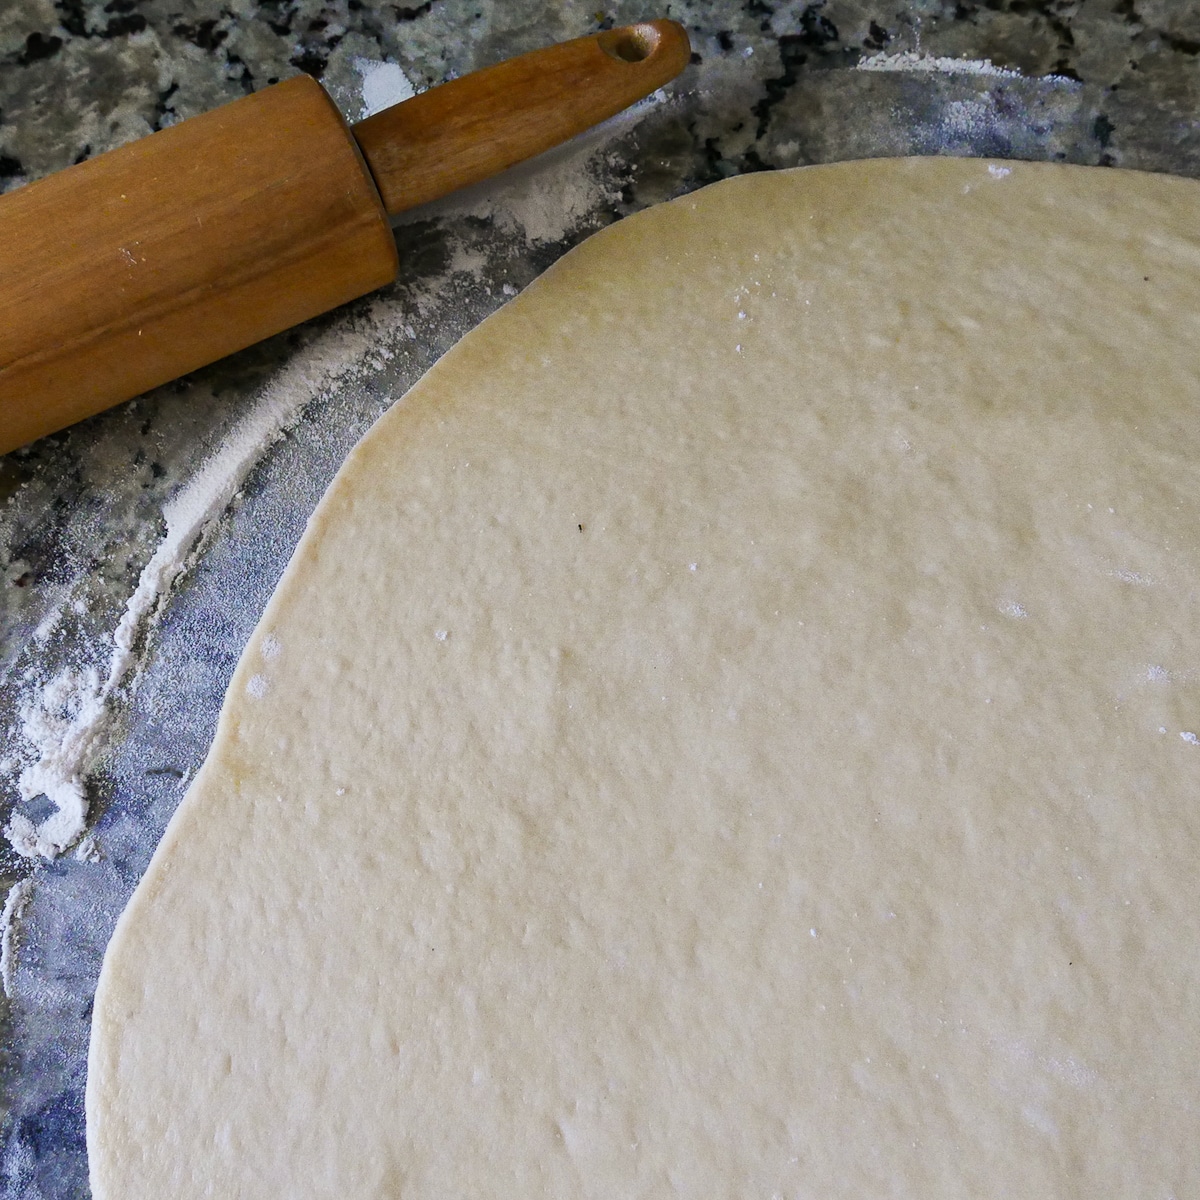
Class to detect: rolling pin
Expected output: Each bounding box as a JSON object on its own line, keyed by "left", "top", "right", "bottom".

{"left": 0, "top": 20, "right": 690, "bottom": 456}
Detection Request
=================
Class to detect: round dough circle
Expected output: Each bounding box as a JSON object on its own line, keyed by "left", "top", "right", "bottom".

{"left": 88, "top": 158, "right": 1200, "bottom": 1198}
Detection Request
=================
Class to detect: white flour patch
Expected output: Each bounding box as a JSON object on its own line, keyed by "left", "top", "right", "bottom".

{"left": 31, "top": 599, "right": 67, "bottom": 647}
{"left": 988, "top": 1034, "right": 1100, "bottom": 1092}
{"left": 943, "top": 99, "right": 993, "bottom": 138}
{"left": 1, "top": 878, "right": 34, "bottom": 998}
{"left": 857, "top": 51, "right": 1015, "bottom": 79}
{"left": 858, "top": 51, "right": 1022, "bottom": 78}
{"left": 447, "top": 242, "right": 490, "bottom": 279}
{"left": 1110, "top": 568, "right": 1154, "bottom": 586}
{"left": 354, "top": 58, "right": 417, "bottom": 118}
{"left": 74, "top": 832, "right": 100, "bottom": 862}
{"left": 857, "top": 51, "right": 1076, "bottom": 85}
{"left": 5, "top": 668, "right": 105, "bottom": 859}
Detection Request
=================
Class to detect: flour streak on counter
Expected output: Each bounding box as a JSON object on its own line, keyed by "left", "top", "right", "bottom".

{"left": 856, "top": 50, "right": 1076, "bottom": 85}
{"left": 3, "top": 320, "right": 396, "bottom": 862}
{"left": 0, "top": 878, "right": 33, "bottom": 999}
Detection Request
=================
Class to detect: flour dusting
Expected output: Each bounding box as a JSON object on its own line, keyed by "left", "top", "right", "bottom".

{"left": 6, "top": 668, "right": 105, "bottom": 858}
{"left": 1110, "top": 568, "right": 1154, "bottom": 586}
{"left": 106, "top": 330, "right": 383, "bottom": 698}
{"left": 858, "top": 50, "right": 1022, "bottom": 78}
{"left": 354, "top": 58, "right": 417, "bottom": 118}
{"left": 1, "top": 878, "right": 34, "bottom": 998}
{"left": 403, "top": 90, "right": 669, "bottom": 247}
{"left": 4, "top": 319, "right": 397, "bottom": 861}
{"left": 858, "top": 50, "right": 1074, "bottom": 84}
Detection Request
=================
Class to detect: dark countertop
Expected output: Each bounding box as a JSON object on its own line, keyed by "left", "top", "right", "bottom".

{"left": 1, "top": 1, "right": 1197, "bottom": 1195}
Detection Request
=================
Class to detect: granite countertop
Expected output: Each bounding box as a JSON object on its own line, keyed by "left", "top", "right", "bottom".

{"left": 1, "top": 0, "right": 1198, "bottom": 1195}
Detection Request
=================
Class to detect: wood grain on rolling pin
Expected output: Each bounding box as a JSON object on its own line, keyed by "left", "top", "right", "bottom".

{"left": 0, "top": 76, "right": 396, "bottom": 455}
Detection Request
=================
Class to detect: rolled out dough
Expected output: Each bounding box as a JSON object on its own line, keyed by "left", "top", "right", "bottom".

{"left": 88, "top": 158, "right": 1200, "bottom": 1197}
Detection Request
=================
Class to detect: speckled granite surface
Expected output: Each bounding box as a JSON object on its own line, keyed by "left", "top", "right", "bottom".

{"left": 0, "top": 1, "right": 1197, "bottom": 1195}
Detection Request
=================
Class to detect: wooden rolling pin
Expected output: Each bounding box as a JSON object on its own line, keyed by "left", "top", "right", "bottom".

{"left": 0, "top": 20, "right": 690, "bottom": 455}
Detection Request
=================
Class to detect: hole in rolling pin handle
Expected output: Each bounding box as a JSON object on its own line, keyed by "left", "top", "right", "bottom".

{"left": 598, "top": 23, "right": 660, "bottom": 63}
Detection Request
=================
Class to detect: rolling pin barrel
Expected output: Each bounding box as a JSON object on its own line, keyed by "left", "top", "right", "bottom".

{"left": 0, "top": 20, "right": 691, "bottom": 456}
{"left": 0, "top": 76, "right": 397, "bottom": 456}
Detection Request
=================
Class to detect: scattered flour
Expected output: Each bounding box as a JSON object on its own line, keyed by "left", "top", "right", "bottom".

{"left": 4, "top": 319, "right": 394, "bottom": 861}
{"left": 857, "top": 50, "right": 1074, "bottom": 85}
{"left": 31, "top": 598, "right": 67, "bottom": 647}
{"left": 943, "top": 99, "right": 993, "bottom": 137}
{"left": 354, "top": 58, "right": 418, "bottom": 119}
{"left": 1110, "top": 568, "right": 1154, "bottom": 585}
{"left": 858, "top": 51, "right": 1023, "bottom": 78}
{"left": 1, "top": 878, "right": 34, "bottom": 998}
{"left": 106, "top": 329, "right": 384, "bottom": 698}
{"left": 6, "top": 668, "right": 105, "bottom": 859}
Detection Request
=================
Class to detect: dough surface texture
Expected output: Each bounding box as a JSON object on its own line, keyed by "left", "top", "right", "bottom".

{"left": 88, "top": 158, "right": 1200, "bottom": 1198}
